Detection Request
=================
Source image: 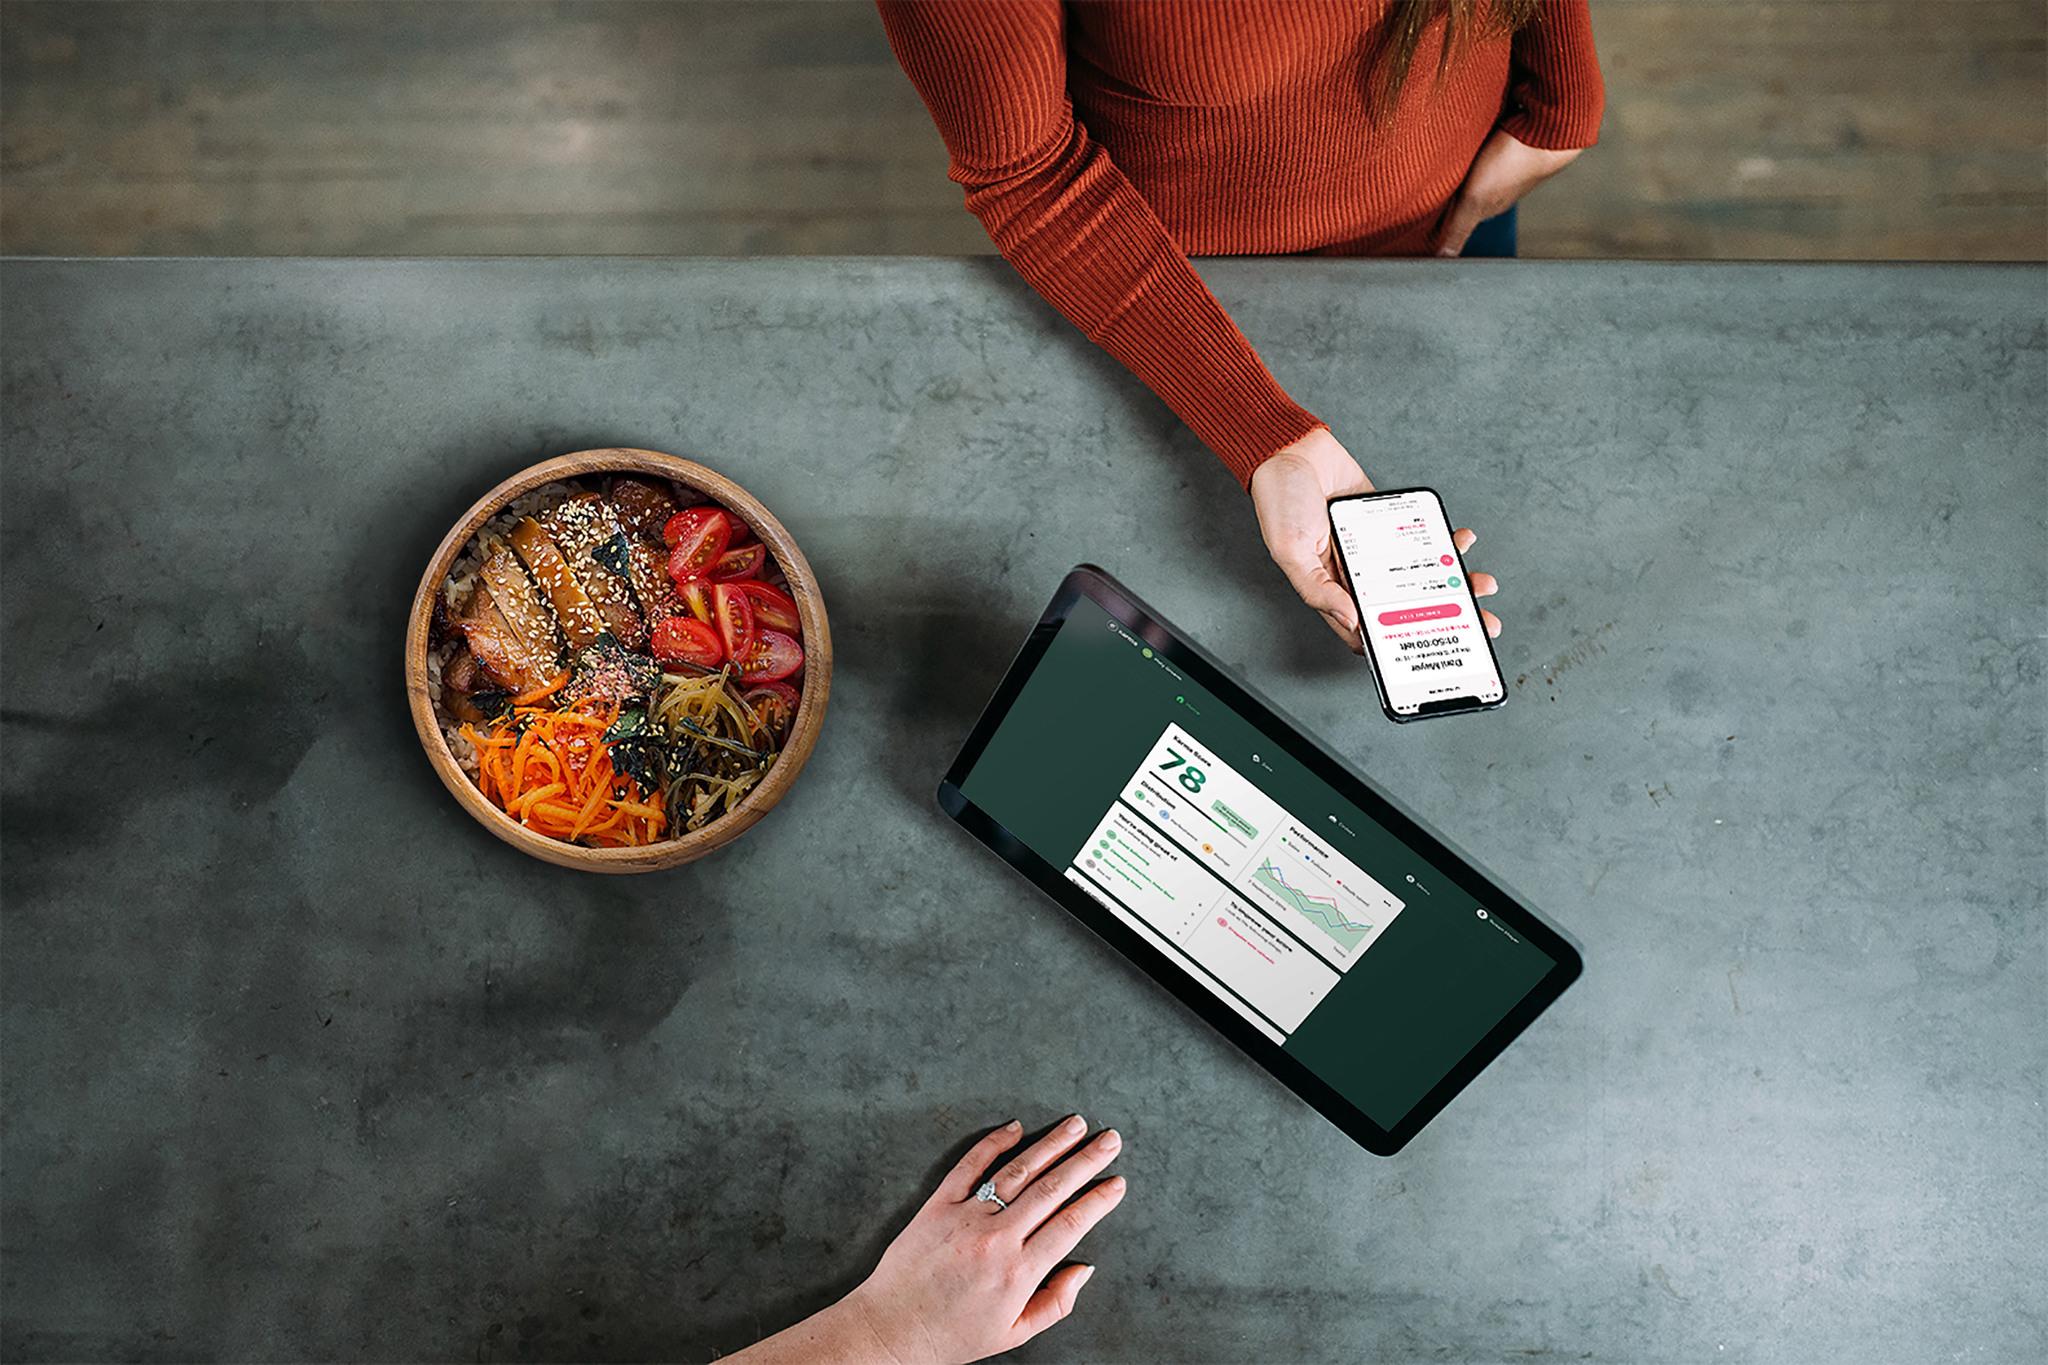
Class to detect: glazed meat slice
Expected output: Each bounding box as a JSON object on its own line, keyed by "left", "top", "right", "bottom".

{"left": 455, "top": 589, "right": 554, "bottom": 692}
{"left": 509, "top": 516, "right": 607, "bottom": 649}
{"left": 608, "top": 478, "right": 677, "bottom": 541}
{"left": 442, "top": 646, "right": 481, "bottom": 695}
{"left": 438, "top": 645, "right": 489, "bottom": 722}
{"left": 540, "top": 493, "right": 647, "bottom": 648}
{"left": 477, "top": 547, "right": 563, "bottom": 671}
{"left": 626, "top": 540, "right": 680, "bottom": 623}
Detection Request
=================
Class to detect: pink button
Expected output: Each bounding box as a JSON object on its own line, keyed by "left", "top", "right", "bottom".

{"left": 1378, "top": 602, "right": 1463, "bottom": 626}
{"left": 1439, "top": 554, "right": 1455, "bottom": 566}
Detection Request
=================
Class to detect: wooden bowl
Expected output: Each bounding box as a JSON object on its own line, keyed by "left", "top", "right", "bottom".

{"left": 404, "top": 448, "right": 832, "bottom": 873}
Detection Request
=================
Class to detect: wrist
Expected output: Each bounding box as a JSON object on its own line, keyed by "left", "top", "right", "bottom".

{"left": 1253, "top": 426, "right": 1354, "bottom": 498}
{"left": 734, "top": 1288, "right": 915, "bottom": 1365}
{"left": 830, "top": 1284, "right": 928, "bottom": 1365}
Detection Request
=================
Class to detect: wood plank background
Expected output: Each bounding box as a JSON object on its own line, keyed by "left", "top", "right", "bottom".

{"left": 2, "top": 0, "right": 2042, "bottom": 260}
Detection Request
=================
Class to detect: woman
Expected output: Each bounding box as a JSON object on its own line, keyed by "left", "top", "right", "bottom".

{"left": 732, "top": 1115, "right": 1126, "bottom": 1362}
{"left": 876, "top": 0, "right": 1605, "bottom": 647}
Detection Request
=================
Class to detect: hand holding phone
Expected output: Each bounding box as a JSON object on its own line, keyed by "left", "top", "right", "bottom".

{"left": 1328, "top": 488, "right": 1507, "bottom": 722}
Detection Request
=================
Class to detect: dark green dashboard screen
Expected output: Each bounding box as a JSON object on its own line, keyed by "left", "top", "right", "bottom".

{"left": 959, "top": 596, "right": 1556, "bottom": 1129}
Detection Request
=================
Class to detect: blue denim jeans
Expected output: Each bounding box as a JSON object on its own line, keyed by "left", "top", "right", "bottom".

{"left": 1459, "top": 205, "right": 1518, "bottom": 258}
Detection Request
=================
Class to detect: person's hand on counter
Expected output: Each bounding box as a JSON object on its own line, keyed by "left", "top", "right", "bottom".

{"left": 1251, "top": 427, "right": 1502, "bottom": 651}
{"left": 729, "top": 1115, "right": 1126, "bottom": 1364}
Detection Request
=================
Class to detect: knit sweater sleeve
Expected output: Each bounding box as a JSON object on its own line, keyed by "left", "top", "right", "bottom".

{"left": 876, "top": 0, "right": 1324, "bottom": 487}
{"left": 1497, "top": 0, "right": 1607, "bottom": 150}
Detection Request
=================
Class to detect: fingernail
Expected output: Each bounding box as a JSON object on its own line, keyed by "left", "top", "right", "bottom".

{"left": 1075, "top": 1264, "right": 1097, "bottom": 1289}
{"left": 1003, "top": 1119, "right": 1021, "bottom": 1132}
{"left": 1064, "top": 1113, "right": 1085, "bottom": 1134}
{"left": 1099, "top": 1129, "right": 1121, "bottom": 1151}
{"left": 1108, "top": 1176, "right": 1127, "bottom": 1192}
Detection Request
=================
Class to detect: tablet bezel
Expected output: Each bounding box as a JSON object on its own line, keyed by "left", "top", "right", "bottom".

{"left": 937, "top": 565, "right": 1582, "bottom": 1156}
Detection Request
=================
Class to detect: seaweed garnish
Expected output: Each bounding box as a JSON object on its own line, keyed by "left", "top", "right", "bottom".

{"left": 472, "top": 688, "right": 515, "bottom": 720}
{"left": 610, "top": 738, "right": 663, "bottom": 795}
{"left": 593, "top": 530, "right": 635, "bottom": 580}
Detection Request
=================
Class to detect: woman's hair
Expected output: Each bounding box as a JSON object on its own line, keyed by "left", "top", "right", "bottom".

{"left": 1375, "top": 0, "right": 1540, "bottom": 115}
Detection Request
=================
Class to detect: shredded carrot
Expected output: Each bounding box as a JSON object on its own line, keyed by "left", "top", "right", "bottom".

{"left": 460, "top": 694, "right": 667, "bottom": 847}
{"left": 513, "top": 671, "right": 571, "bottom": 706}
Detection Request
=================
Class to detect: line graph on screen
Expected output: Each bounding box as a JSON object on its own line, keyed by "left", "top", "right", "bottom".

{"left": 1251, "top": 859, "right": 1372, "bottom": 953}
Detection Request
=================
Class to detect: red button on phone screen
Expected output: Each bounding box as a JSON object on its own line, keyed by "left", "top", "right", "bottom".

{"left": 1378, "top": 603, "right": 1463, "bottom": 626}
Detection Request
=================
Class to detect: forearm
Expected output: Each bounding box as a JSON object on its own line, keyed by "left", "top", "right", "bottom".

{"left": 726, "top": 1288, "right": 905, "bottom": 1365}
{"left": 878, "top": 0, "right": 1319, "bottom": 487}
{"left": 962, "top": 122, "right": 1321, "bottom": 485}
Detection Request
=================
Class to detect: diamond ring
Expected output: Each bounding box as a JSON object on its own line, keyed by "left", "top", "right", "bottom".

{"left": 974, "top": 1179, "right": 1008, "bottom": 1211}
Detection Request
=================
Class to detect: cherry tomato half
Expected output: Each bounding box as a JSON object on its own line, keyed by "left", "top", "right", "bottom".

{"left": 732, "top": 580, "right": 800, "bottom": 634}
{"left": 743, "top": 681, "right": 801, "bottom": 737}
{"left": 650, "top": 615, "right": 723, "bottom": 667}
{"left": 709, "top": 543, "right": 766, "bottom": 581}
{"left": 667, "top": 510, "right": 733, "bottom": 584}
{"left": 733, "top": 628, "right": 804, "bottom": 683}
{"left": 661, "top": 506, "right": 719, "bottom": 548}
{"left": 712, "top": 582, "right": 756, "bottom": 660}
{"left": 680, "top": 578, "right": 713, "bottom": 625}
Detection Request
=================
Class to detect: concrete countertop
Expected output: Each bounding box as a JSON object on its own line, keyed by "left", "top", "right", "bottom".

{"left": 2, "top": 258, "right": 2041, "bottom": 1362}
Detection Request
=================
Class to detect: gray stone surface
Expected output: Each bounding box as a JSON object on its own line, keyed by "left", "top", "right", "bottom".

{"left": 2, "top": 257, "right": 2042, "bottom": 1364}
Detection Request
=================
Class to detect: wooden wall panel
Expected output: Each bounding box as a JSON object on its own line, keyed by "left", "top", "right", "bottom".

{"left": 2, "top": 0, "right": 2041, "bottom": 260}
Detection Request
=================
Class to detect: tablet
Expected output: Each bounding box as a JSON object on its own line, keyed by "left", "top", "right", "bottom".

{"left": 938, "top": 567, "right": 1582, "bottom": 1155}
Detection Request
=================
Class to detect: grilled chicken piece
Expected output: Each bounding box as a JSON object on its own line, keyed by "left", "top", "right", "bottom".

{"left": 455, "top": 589, "right": 554, "bottom": 691}
{"left": 477, "top": 547, "right": 563, "bottom": 671}
{"left": 626, "top": 540, "right": 680, "bottom": 623}
{"left": 509, "top": 516, "right": 607, "bottom": 649}
{"left": 439, "top": 645, "right": 488, "bottom": 722}
{"left": 540, "top": 493, "right": 647, "bottom": 648}
{"left": 443, "top": 646, "right": 481, "bottom": 695}
{"left": 608, "top": 478, "right": 678, "bottom": 541}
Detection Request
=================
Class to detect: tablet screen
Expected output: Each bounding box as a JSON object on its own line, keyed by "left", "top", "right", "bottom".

{"left": 956, "top": 591, "right": 1564, "bottom": 1133}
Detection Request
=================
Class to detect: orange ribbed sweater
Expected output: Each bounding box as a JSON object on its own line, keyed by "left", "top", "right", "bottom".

{"left": 877, "top": 0, "right": 1605, "bottom": 485}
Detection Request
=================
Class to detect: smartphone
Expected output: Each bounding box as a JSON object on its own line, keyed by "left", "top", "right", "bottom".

{"left": 1328, "top": 487, "right": 1507, "bottom": 722}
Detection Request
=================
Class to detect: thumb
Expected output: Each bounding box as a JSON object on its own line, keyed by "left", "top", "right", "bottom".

{"left": 1433, "top": 190, "right": 1488, "bottom": 258}
{"left": 1012, "top": 1263, "right": 1096, "bottom": 1344}
{"left": 1275, "top": 547, "right": 1362, "bottom": 648}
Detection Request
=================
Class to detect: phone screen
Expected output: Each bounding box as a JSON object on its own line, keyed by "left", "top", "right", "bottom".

{"left": 1330, "top": 490, "right": 1506, "bottom": 717}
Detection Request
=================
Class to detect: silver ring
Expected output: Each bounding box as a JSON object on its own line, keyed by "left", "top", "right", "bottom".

{"left": 974, "top": 1179, "right": 1008, "bottom": 1211}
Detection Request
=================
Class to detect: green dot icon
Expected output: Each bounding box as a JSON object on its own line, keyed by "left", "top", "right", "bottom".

{"left": 1142, "top": 648, "right": 1154, "bottom": 658}
{"left": 1447, "top": 575, "right": 1462, "bottom": 587}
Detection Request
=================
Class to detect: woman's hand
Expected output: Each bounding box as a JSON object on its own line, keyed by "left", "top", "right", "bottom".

{"left": 1250, "top": 428, "right": 1501, "bottom": 650}
{"left": 732, "top": 1116, "right": 1127, "bottom": 1365}
{"left": 1432, "top": 128, "right": 1583, "bottom": 257}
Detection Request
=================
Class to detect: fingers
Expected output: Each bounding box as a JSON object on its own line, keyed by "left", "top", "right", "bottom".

{"left": 1274, "top": 546, "right": 1362, "bottom": 651}
{"left": 930, "top": 1120, "right": 1021, "bottom": 1205}
{"left": 1008, "top": 1128, "right": 1122, "bottom": 1231}
{"left": 1009, "top": 1262, "right": 1096, "bottom": 1346}
{"left": 983, "top": 1113, "right": 1090, "bottom": 1205}
{"left": 1450, "top": 530, "right": 1498, "bottom": 627}
{"left": 1024, "top": 1172, "right": 1128, "bottom": 1271}
{"left": 1433, "top": 129, "right": 1581, "bottom": 257}
{"left": 1433, "top": 191, "right": 1488, "bottom": 258}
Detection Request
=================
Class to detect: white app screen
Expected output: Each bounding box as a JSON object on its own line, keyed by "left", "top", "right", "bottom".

{"left": 1066, "top": 722, "right": 1408, "bottom": 1041}
{"left": 1331, "top": 491, "right": 1505, "bottom": 714}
